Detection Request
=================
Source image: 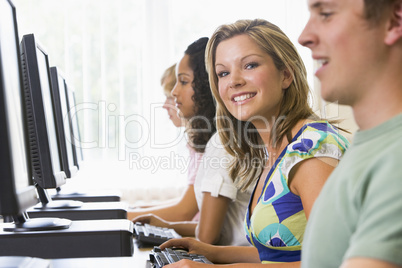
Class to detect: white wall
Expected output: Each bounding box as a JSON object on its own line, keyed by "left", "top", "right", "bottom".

{"left": 13, "top": 0, "right": 357, "bottom": 204}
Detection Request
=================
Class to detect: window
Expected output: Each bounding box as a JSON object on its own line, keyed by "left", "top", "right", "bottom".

{"left": 13, "top": 0, "right": 313, "bottom": 202}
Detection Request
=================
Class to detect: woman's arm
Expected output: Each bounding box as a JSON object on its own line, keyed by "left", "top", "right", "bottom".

{"left": 162, "top": 238, "right": 303, "bottom": 267}
{"left": 127, "top": 185, "right": 199, "bottom": 222}
{"left": 289, "top": 157, "right": 338, "bottom": 218}
{"left": 160, "top": 237, "right": 260, "bottom": 264}
{"left": 196, "top": 192, "right": 230, "bottom": 244}
{"left": 131, "top": 192, "right": 231, "bottom": 238}
{"left": 162, "top": 239, "right": 301, "bottom": 267}
{"left": 133, "top": 214, "right": 198, "bottom": 236}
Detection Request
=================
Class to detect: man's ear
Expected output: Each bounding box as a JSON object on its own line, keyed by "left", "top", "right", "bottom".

{"left": 385, "top": 1, "right": 402, "bottom": 45}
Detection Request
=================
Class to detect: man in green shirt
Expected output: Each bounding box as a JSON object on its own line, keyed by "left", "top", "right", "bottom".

{"left": 299, "top": 0, "right": 402, "bottom": 268}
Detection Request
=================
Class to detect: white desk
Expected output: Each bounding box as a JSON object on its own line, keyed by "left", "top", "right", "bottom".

{"left": 51, "top": 241, "right": 153, "bottom": 268}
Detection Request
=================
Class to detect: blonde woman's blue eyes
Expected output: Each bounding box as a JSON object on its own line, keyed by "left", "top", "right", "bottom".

{"left": 216, "top": 62, "right": 259, "bottom": 79}
{"left": 245, "top": 62, "right": 258, "bottom": 69}
{"left": 217, "top": 71, "right": 229, "bottom": 78}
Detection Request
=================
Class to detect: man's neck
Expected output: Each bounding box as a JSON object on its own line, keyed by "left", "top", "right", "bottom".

{"left": 353, "top": 48, "right": 402, "bottom": 130}
{"left": 353, "top": 89, "right": 402, "bottom": 131}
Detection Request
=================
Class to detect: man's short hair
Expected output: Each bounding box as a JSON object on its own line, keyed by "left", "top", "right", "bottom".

{"left": 364, "top": 0, "right": 398, "bottom": 25}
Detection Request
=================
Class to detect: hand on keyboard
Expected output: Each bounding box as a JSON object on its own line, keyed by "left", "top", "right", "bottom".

{"left": 132, "top": 213, "right": 170, "bottom": 228}
{"left": 134, "top": 222, "right": 182, "bottom": 247}
{"left": 149, "top": 246, "right": 213, "bottom": 267}
{"left": 159, "top": 237, "right": 215, "bottom": 264}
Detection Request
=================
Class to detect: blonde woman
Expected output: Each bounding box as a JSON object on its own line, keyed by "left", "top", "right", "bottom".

{"left": 161, "top": 19, "right": 349, "bottom": 266}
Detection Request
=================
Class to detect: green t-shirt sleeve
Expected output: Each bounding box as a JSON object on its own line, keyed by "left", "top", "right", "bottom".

{"left": 345, "top": 152, "right": 402, "bottom": 266}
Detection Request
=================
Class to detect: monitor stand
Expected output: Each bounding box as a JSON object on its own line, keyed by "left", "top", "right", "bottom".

{"left": 28, "top": 185, "right": 128, "bottom": 220}
{"left": 34, "top": 186, "right": 83, "bottom": 209}
{"left": 26, "top": 201, "right": 128, "bottom": 220}
{"left": 3, "top": 212, "right": 71, "bottom": 232}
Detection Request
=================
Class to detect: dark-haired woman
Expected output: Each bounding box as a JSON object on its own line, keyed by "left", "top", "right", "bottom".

{"left": 131, "top": 37, "right": 252, "bottom": 246}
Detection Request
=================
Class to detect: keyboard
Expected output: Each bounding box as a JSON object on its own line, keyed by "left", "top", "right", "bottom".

{"left": 134, "top": 223, "right": 182, "bottom": 246}
{"left": 149, "top": 246, "right": 213, "bottom": 267}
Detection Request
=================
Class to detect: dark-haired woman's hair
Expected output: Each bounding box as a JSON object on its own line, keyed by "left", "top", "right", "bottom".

{"left": 185, "top": 37, "right": 216, "bottom": 153}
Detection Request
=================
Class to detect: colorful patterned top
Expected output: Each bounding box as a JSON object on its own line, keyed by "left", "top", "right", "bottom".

{"left": 244, "top": 121, "right": 349, "bottom": 263}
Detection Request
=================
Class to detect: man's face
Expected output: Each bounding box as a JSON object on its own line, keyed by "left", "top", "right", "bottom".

{"left": 298, "top": 0, "right": 387, "bottom": 107}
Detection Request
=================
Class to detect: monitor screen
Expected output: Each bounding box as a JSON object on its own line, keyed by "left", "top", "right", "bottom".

{"left": 20, "top": 34, "right": 66, "bottom": 189}
{"left": 65, "top": 85, "right": 84, "bottom": 166}
{"left": 37, "top": 48, "right": 61, "bottom": 175}
{"left": 0, "top": 0, "right": 38, "bottom": 217}
{"left": 50, "top": 67, "right": 78, "bottom": 178}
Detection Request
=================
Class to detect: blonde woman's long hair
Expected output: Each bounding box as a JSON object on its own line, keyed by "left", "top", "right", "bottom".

{"left": 205, "top": 19, "right": 318, "bottom": 190}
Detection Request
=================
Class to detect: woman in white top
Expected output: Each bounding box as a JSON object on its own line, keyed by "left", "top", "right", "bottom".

{"left": 132, "top": 37, "right": 251, "bottom": 246}
{"left": 194, "top": 133, "right": 252, "bottom": 246}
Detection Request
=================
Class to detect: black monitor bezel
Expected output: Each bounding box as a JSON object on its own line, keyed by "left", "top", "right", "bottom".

{"left": 20, "top": 33, "right": 66, "bottom": 189}
{"left": 49, "top": 66, "right": 78, "bottom": 178}
{"left": 0, "top": 0, "right": 38, "bottom": 216}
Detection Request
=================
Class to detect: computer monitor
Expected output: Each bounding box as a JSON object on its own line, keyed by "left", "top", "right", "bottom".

{"left": 20, "top": 34, "right": 82, "bottom": 209}
{"left": 65, "top": 84, "right": 84, "bottom": 167}
{"left": 49, "top": 66, "right": 78, "bottom": 178}
{"left": 0, "top": 0, "right": 70, "bottom": 231}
